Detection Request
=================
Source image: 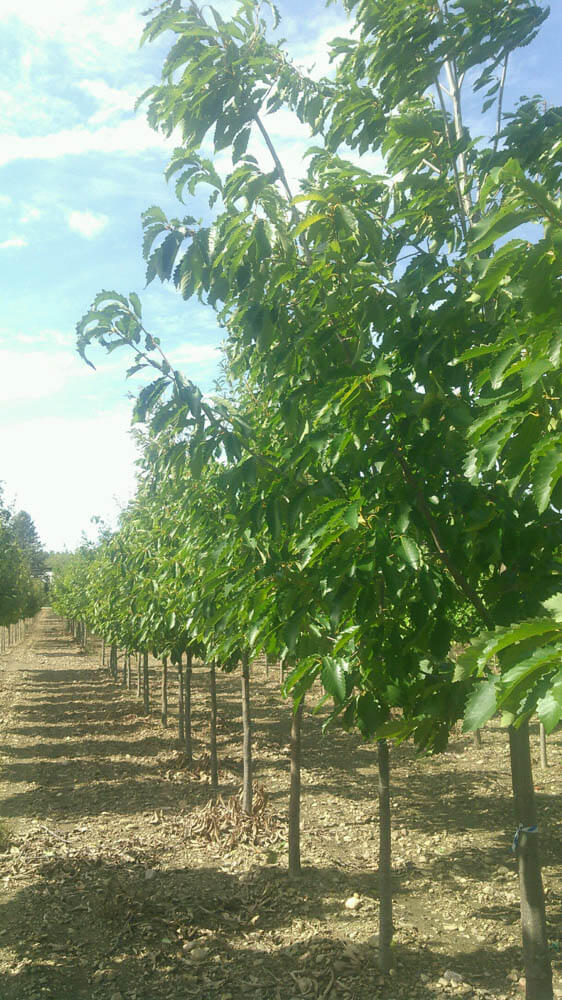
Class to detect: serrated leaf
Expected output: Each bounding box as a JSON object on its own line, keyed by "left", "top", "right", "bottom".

{"left": 343, "top": 502, "right": 360, "bottom": 530}
{"left": 321, "top": 656, "right": 347, "bottom": 702}
{"left": 398, "top": 536, "right": 421, "bottom": 570}
{"left": 293, "top": 213, "right": 328, "bottom": 236}
{"left": 543, "top": 593, "right": 562, "bottom": 621}
{"left": 129, "top": 292, "right": 142, "bottom": 318}
{"left": 536, "top": 671, "right": 562, "bottom": 733}
{"left": 462, "top": 679, "right": 498, "bottom": 731}
{"left": 533, "top": 446, "right": 562, "bottom": 513}
{"left": 457, "top": 618, "right": 559, "bottom": 676}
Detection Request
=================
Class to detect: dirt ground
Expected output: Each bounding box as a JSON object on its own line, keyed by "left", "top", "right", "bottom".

{"left": 0, "top": 609, "right": 560, "bottom": 1000}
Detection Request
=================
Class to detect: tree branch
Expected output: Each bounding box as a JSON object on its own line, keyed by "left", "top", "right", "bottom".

{"left": 493, "top": 53, "right": 509, "bottom": 155}
{"left": 392, "top": 446, "right": 493, "bottom": 628}
{"left": 444, "top": 59, "right": 473, "bottom": 222}
{"left": 434, "top": 75, "right": 468, "bottom": 239}
{"left": 255, "top": 113, "right": 295, "bottom": 205}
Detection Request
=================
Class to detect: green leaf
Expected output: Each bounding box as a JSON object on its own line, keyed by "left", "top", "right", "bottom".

{"left": 462, "top": 679, "right": 498, "bottom": 732}
{"left": 543, "top": 593, "right": 562, "bottom": 622}
{"left": 536, "top": 671, "right": 562, "bottom": 734}
{"left": 293, "top": 213, "right": 328, "bottom": 236}
{"left": 129, "top": 292, "right": 142, "bottom": 318}
{"left": 343, "top": 502, "right": 360, "bottom": 530}
{"left": 398, "top": 536, "right": 421, "bottom": 570}
{"left": 469, "top": 205, "right": 535, "bottom": 254}
{"left": 533, "top": 446, "right": 562, "bottom": 513}
{"left": 457, "top": 618, "right": 559, "bottom": 677}
{"left": 321, "top": 656, "right": 347, "bottom": 702}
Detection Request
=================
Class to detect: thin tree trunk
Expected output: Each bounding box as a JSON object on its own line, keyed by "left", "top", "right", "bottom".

{"left": 539, "top": 724, "right": 548, "bottom": 770}
{"left": 509, "top": 722, "right": 553, "bottom": 1000}
{"left": 210, "top": 659, "right": 219, "bottom": 797}
{"left": 101, "top": 637, "right": 105, "bottom": 667}
{"left": 122, "top": 650, "right": 127, "bottom": 686}
{"left": 378, "top": 738, "right": 393, "bottom": 973}
{"left": 136, "top": 652, "right": 142, "bottom": 698}
{"left": 142, "top": 651, "right": 149, "bottom": 715}
{"left": 178, "top": 656, "right": 185, "bottom": 743}
{"left": 289, "top": 697, "right": 304, "bottom": 877}
{"left": 126, "top": 653, "right": 131, "bottom": 689}
{"left": 110, "top": 644, "right": 117, "bottom": 680}
{"left": 241, "top": 652, "right": 252, "bottom": 814}
{"left": 473, "top": 728, "right": 482, "bottom": 748}
{"left": 161, "top": 657, "right": 168, "bottom": 727}
{"left": 184, "top": 650, "right": 193, "bottom": 766}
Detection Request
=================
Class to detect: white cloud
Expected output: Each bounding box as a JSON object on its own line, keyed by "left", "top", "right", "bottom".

{"left": 12, "top": 328, "right": 74, "bottom": 347}
{"left": 20, "top": 205, "right": 42, "bottom": 223}
{"left": 67, "top": 209, "right": 109, "bottom": 239}
{"left": 0, "top": 408, "right": 138, "bottom": 551}
{"left": 172, "top": 343, "right": 223, "bottom": 367}
{"left": 78, "top": 78, "right": 136, "bottom": 125}
{"left": 0, "top": 349, "right": 87, "bottom": 401}
{"left": 0, "top": 236, "right": 27, "bottom": 249}
{"left": 2, "top": 1, "right": 143, "bottom": 67}
{"left": 0, "top": 116, "right": 171, "bottom": 166}
{"left": 290, "top": 19, "right": 354, "bottom": 79}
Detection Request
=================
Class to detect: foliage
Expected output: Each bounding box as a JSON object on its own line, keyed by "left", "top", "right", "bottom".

{"left": 0, "top": 486, "right": 45, "bottom": 626}
{"left": 72, "top": 0, "right": 561, "bottom": 748}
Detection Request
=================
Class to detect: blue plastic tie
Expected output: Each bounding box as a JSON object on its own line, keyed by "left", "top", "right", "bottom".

{"left": 511, "top": 823, "right": 538, "bottom": 852}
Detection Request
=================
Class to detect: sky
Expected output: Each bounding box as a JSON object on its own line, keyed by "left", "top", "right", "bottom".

{"left": 1, "top": 0, "right": 560, "bottom": 552}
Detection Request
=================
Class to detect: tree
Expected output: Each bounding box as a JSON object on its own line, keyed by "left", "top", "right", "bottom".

{"left": 0, "top": 486, "right": 44, "bottom": 626}
{"left": 11, "top": 510, "right": 47, "bottom": 580}
{"left": 74, "top": 1, "right": 560, "bottom": 995}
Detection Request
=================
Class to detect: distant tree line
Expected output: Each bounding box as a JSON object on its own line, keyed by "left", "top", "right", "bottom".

{"left": 0, "top": 484, "right": 46, "bottom": 626}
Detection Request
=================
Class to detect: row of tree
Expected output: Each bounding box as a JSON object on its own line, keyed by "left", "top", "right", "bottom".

{"left": 0, "top": 486, "right": 46, "bottom": 630}
{"left": 54, "top": 2, "right": 560, "bottom": 997}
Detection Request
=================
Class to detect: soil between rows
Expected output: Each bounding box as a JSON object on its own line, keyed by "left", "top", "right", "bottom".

{"left": 0, "top": 609, "right": 560, "bottom": 1000}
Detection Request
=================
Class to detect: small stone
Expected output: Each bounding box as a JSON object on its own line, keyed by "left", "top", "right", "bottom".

{"left": 444, "top": 971, "right": 464, "bottom": 985}
{"left": 187, "top": 946, "right": 209, "bottom": 962}
{"left": 507, "top": 969, "right": 520, "bottom": 983}
{"left": 344, "top": 894, "right": 361, "bottom": 910}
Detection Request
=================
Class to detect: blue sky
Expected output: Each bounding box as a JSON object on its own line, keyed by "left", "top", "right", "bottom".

{"left": 1, "top": 0, "right": 560, "bottom": 551}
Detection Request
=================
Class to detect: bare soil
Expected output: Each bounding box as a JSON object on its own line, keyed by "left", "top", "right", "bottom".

{"left": 0, "top": 609, "right": 560, "bottom": 1000}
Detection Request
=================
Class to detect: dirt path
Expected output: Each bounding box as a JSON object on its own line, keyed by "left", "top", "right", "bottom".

{"left": 0, "top": 611, "right": 560, "bottom": 1000}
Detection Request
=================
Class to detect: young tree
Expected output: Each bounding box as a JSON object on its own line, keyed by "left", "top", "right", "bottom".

{"left": 74, "top": 2, "right": 560, "bottom": 995}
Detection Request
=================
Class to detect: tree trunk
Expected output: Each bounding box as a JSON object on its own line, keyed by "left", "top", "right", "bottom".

{"left": 101, "top": 637, "right": 105, "bottom": 667}
{"left": 184, "top": 650, "right": 193, "bottom": 766}
{"left": 161, "top": 657, "right": 168, "bottom": 728}
{"left": 142, "top": 651, "right": 149, "bottom": 715}
{"left": 178, "top": 656, "right": 185, "bottom": 743}
{"left": 126, "top": 653, "right": 131, "bottom": 689}
{"left": 539, "top": 724, "right": 547, "bottom": 770}
{"left": 473, "top": 728, "right": 482, "bottom": 748}
{"left": 241, "top": 652, "right": 252, "bottom": 814}
{"left": 288, "top": 697, "right": 304, "bottom": 877}
{"left": 210, "top": 659, "right": 219, "bottom": 797}
{"left": 122, "top": 650, "right": 127, "bottom": 686}
{"left": 110, "top": 644, "right": 117, "bottom": 680}
{"left": 137, "top": 652, "right": 142, "bottom": 698}
{"left": 509, "top": 722, "right": 553, "bottom": 1000}
{"left": 82, "top": 621, "right": 87, "bottom": 652}
{"left": 378, "top": 738, "right": 393, "bottom": 973}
